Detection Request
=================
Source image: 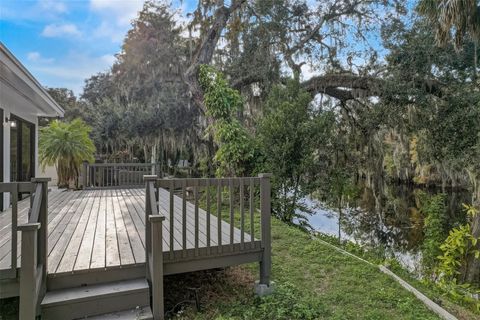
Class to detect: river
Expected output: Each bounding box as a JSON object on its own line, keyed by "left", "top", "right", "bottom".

{"left": 307, "top": 183, "right": 471, "bottom": 273}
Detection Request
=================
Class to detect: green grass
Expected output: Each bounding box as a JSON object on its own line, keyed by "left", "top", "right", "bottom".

{"left": 168, "top": 216, "right": 444, "bottom": 319}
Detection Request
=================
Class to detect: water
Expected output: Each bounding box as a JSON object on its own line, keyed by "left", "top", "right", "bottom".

{"left": 307, "top": 183, "right": 471, "bottom": 272}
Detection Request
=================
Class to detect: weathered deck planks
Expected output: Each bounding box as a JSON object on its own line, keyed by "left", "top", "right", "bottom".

{"left": 0, "top": 187, "right": 255, "bottom": 275}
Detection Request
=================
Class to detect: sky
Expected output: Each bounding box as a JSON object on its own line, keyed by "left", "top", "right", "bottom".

{"left": 0, "top": 0, "right": 194, "bottom": 95}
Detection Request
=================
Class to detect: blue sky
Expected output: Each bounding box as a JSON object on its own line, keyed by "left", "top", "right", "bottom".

{"left": 0, "top": 0, "right": 194, "bottom": 95}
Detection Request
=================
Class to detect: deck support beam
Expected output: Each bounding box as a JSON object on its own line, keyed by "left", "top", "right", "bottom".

{"left": 19, "top": 223, "right": 40, "bottom": 320}
{"left": 258, "top": 173, "right": 272, "bottom": 289}
{"left": 150, "top": 215, "right": 165, "bottom": 320}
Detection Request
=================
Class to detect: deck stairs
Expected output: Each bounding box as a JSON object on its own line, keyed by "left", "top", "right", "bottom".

{"left": 40, "top": 277, "right": 153, "bottom": 319}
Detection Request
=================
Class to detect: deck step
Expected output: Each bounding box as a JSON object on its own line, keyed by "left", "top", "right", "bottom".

{"left": 41, "top": 278, "right": 150, "bottom": 320}
{"left": 77, "top": 306, "right": 153, "bottom": 320}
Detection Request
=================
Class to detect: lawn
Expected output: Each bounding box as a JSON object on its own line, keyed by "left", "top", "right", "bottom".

{"left": 165, "top": 217, "right": 444, "bottom": 319}
{"left": 2, "top": 202, "right": 473, "bottom": 319}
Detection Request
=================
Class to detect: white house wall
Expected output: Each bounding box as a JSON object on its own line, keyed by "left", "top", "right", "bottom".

{"left": 1, "top": 104, "right": 39, "bottom": 211}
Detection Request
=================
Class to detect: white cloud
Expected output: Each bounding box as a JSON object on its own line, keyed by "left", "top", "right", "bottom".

{"left": 89, "top": 0, "right": 145, "bottom": 42}
{"left": 100, "top": 54, "right": 116, "bottom": 65}
{"left": 27, "top": 51, "right": 55, "bottom": 63}
{"left": 39, "top": 0, "right": 67, "bottom": 14}
{"left": 28, "top": 51, "right": 116, "bottom": 95}
{"left": 0, "top": 0, "right": 68, "bottom": 22}
{"left": 27, "top": 52, "right": 41, "bottom": 61}
{"left": 94, "top": 21, "right": 126, "bottom": 43}
{"left": 301, "top": 64, "right": 320, "bottom": 81}
{"left": 90, "top": 0, "right": 144, "bottom": 25}
{"left": 41, "top": 23, "right": 82, "bottom": 38}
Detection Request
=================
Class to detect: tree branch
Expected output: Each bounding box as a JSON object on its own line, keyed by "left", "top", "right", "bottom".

{"left": 184, "top": 0, "right": 248, "bottom": 113}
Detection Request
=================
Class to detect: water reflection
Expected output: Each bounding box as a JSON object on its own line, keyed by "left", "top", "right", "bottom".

{"left": 308, "top": 183, "right": 470, "bottom": 271}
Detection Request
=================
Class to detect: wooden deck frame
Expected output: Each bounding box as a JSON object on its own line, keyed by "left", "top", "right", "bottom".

{"left": 0, "top": 172, "right": 272, "bottom": 320}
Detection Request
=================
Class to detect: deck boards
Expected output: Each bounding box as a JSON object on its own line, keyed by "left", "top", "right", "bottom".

{"left": 0, "top": 187, "right": 254, "bottom": 275}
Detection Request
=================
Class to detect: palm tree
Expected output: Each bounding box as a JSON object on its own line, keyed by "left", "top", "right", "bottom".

{"left": 418, "top": 0, "right": 480, "bottom": 47}
{"left": 417, "top": 0, "right": 480, "bottom": 77}
{"left": 39, "top": 119, "right": 95, "bottom": 189}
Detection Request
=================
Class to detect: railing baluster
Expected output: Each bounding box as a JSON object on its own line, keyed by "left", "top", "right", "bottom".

{"left": 194, "top": 179, "right": 199, "bottom": 256}
{"left": 250, "top": 177, "right": 255, "bottom": 248}
{"left": 240, "top": 178, "right": 245, "bottom": 250}
{"left": 169, "top": 179, "right": 174, "bottom": 259}
{"left": 229, "top": 179, "right": 234, "bottom": 252}
{"left": 182, "top": 180, "right": 187, "bottom": 258}
{"left": 100, "top": 167, "right": 105, "bottom": 187}
{"left": 206, "top": 179, "right": 211, "bottom": 254}
{"left": 217, "top": 182, "right": 222, "bottom": 253}
{"left": 82, "top": 161, "right": 88, "bottom": 188}
{"left": 11, "top": 185, "right": 18, "bottom": 272}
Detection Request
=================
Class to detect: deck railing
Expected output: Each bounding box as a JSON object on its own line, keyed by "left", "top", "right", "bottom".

{"left": 0, "top": 178, "right": 50, "bottom": 320}
{"left": 145, "top": 176, "right": 165, "bottom": 320}
{"left": 144, "top": 174, "right": 272, "bottom": 320}
{"left": 0, "top": 182, "right": 32, "bottom": 280}
{"left": 82, "top": 162, "right": 161, "bottom": 189}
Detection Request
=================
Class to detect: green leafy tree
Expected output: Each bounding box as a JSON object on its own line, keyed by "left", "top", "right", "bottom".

{"left": 39, "top": 119, "right": 95, "bottom": 189}
{"left": 198, "top": 65, "right": 256, "bottom": 177}
{"left": 81, "top": 1, "right": 199, "bottom": 169}
{"left": 45, "top": 88, "right": 86, "bottom": 122}
{"left": 256, "top": 80, "right": 334, "bottom": 227}
{"left": 436, "top": 205, "right": 480, "bottom": 310}
{"left": 415, "top": 191, "right": 449, "bottom": 275}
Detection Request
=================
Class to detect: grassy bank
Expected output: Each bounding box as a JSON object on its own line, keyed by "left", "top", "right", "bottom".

{"left": 166, "top": 217, "right": 447, "bottom": 319}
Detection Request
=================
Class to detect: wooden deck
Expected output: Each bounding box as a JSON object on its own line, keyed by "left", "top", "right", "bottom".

{"left": 0, "top": 187, "right": 253, "bottom": 275}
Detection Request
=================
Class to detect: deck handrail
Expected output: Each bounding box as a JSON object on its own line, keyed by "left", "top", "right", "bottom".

{"left": 82, "top": 162, "right": 162, "bottom": 189}
{"left": 16, "top": 178, "right": 50, "bottom": 320}
{"left": 0, "top": 182, "right": 36, "bottom": 281}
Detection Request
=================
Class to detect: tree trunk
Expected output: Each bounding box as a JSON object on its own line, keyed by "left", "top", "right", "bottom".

{"left": 144, "top": 145, "right": 149, "bottom": 164}
{"left": 183, "top": 1, "right": 246, "bottom": 113}
{"left": 473, "top": 41, "right": 478, "bottom": 82}
{"left": 151, "top": 140, "right": 157, "bottom": 174}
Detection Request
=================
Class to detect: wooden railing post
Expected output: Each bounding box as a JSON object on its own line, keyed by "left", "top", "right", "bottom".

{"left": 32, "top": 177, "right": 50, "bottom": 292}
{"left": 82, "top": 161, "right": 88, "bottom": 189}
{"left": 144, "top": 175, "right": 157, "bottom": 282}
{"left": 149, "top": 215, "right": 165, "bottom": 320}
{"left": 258, "top": 173, "right": 272, "bottom": 287}
{"left": 18, "top": 223, "right": 40, "bottom": 320}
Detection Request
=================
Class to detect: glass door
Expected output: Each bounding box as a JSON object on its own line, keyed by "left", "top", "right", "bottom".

{"left": 10, "top": 115, "right": 35, "bottom": 182}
